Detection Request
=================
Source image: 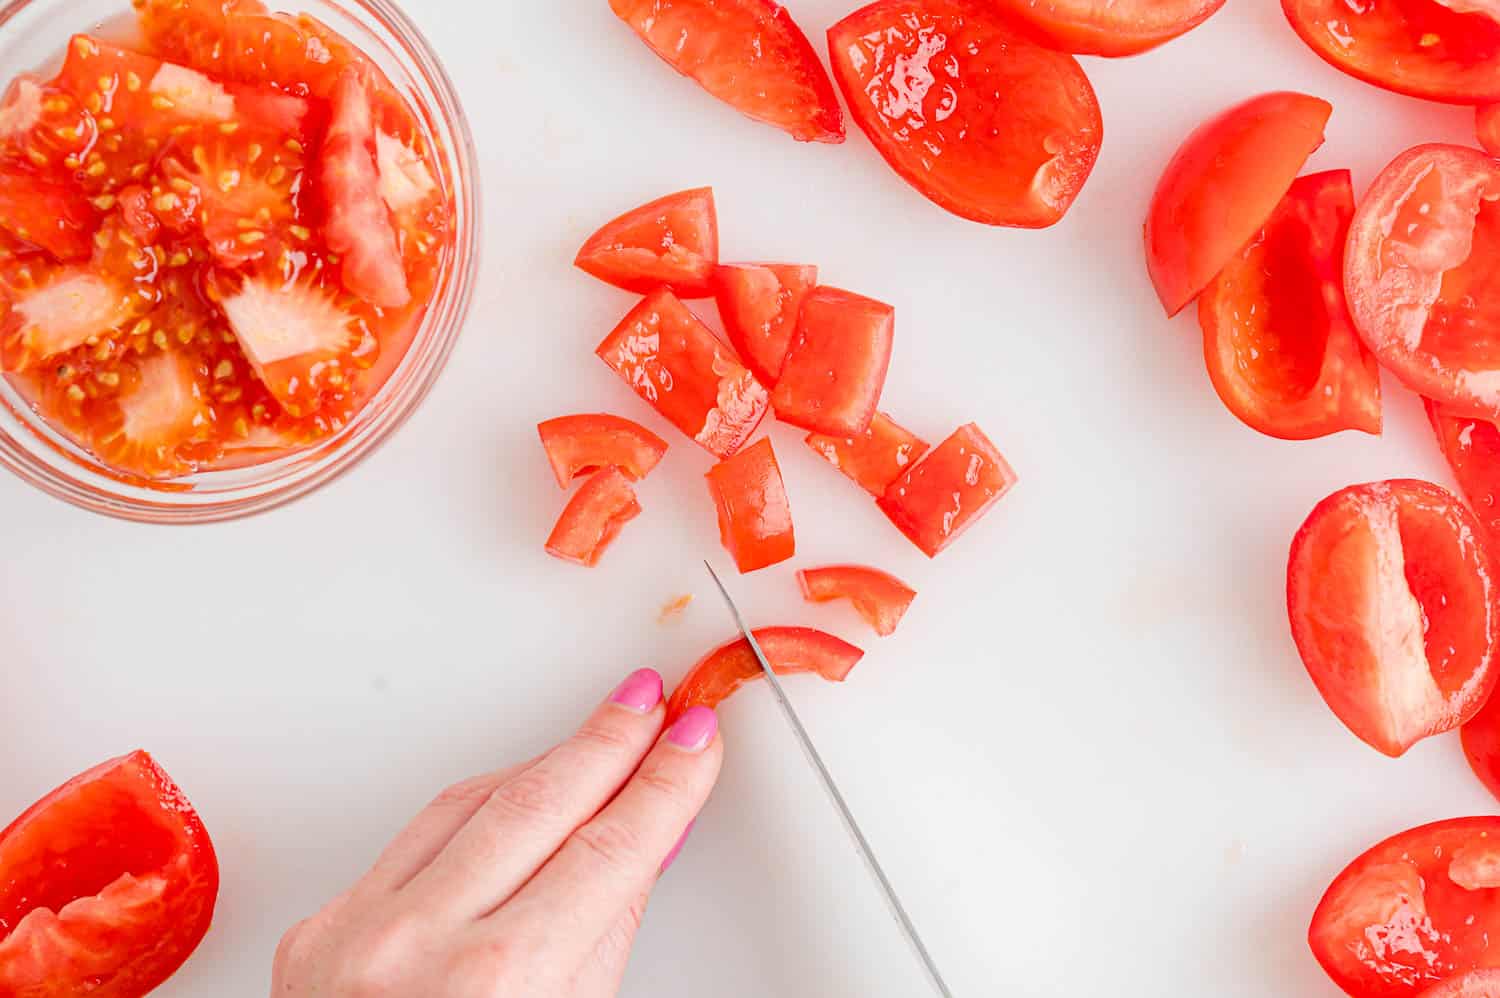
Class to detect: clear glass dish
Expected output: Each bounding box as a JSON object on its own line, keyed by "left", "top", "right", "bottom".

{"left": 0, "top": 0, "right": 478, "bottom": 523}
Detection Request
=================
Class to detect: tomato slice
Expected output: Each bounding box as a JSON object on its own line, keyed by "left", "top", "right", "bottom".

{"left": 1145, "top": 92, "right": 1332, "bottom": 317}
{"left": 0, "top": 167, "right": 96, "bottom": 260}
{"left": 0, "top": 750, "right": 218, "bottom": 998}
{"left": 1198, "top": 169, "right": 1381, "bottom": 439}
{"left": 666, "top": 626, "right": 865, "bottom": 723}
{"left": 805, "top": 411, "right": 930, "bottom": 497}
{"left": 827, "top": 0, "right": 1102, "bottom": 228}
{"left": 1481, "top": 105, "right": 1500, "bottom": 157}
{"left": 1428, "top": 400, "right": 1500, "bottom": 547}
{"left": 608, "top": 0, "right": 843, "bottom": 143}
{"left": 537, "top": 413, "right": 668, "bottom": 489}
{"left": 877, "top": 422, "right": 1017, "bottom": 558}
{"left": 1287, "top": 479, "right": 1500, "bottom": 757}
{"left": 770, "top": 286, "right": 893, "bottom": 436}
{"left": 1418, "top": 971, "right": 1500, "bottom": 998}
{"left": 1283, "top": 0, "right": 1500, "bottom": 104}
{"left": 596, "top": 288, "right": 770, "bottom": 459}
{"left": 798, "top": 565, "right": 917, "bottom": 637}
{"left": 986, "top": 0, "right": 1227, "bottom": 56}
{"left": 705, "top": 436, "right": 795, "bottom": 574}
{"left": 544, "top": 466, "right": 642, "bottom": 567}
{"left": 711, "top": 262, "right": 817, "bottom": 385}
{"left": 575, "top": 188, "right": 718, "bottom": 299}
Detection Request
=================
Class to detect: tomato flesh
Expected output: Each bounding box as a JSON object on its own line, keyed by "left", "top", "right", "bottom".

{"left": 1417, "top": 970, "right": 1500, "bottom": 998}
{"left": 575, "top": 188, "right": 719, "bottom": 299}
{"left": 705, "top": 436, "right": 795, "bottom": 574}
{"left": 1428, "top": 400, "right": 1500, "bottom": 547}
{"left": 544, "top": 466, "right": 642, "bottom": 567}
{"left": 1481, "top": 106, "right": 1500, "bottom": 157}
{"left": 537, "top": 413, "right": 668, "bottom": 489}
{"left": 666, "top": 626, "right": 865, "bottom": 723}
{"left": 827, "top": 0, "right": 1102, "bottom": 228}
{"left": 798, "top": 565, "right": 917, "bottom": 637}
{"left": 986, "top": 0, "right": 1227, "bottom": 55}
{"left": 805, "top": 411, "right": 930, "bottom": 497}
{"left": 711, "top": 262, "right": 817, "bottom": 385}
{"left": 878, "top": 422, "right": 1017, "bottom": 557}
{"left": 770, "top": 286, "right": 893, "bottom": 436}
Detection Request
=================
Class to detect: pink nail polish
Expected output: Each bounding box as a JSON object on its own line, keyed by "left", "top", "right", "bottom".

{"left": 609, "top": 669, "right": 663, "bottom": 714}
{"left": 660, "top": 819, "right": 696, "bottom": 874}
{"left": 667, "top": 705, "right": 717, "bottom": 751}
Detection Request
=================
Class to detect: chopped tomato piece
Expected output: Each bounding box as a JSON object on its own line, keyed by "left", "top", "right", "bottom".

{"left": 827, "top": 0, "right": 1102, "bottom": 227}
{"left": 771, "top": 286, "right": 893, "bottom": 436}
{"left": 1418, "top": 970, "right": 1500, "bottom": 998}
{"left": 1, "top": 267, "right": 132, "bottom": 373}
{"left": 805, "top": 411, "right": 930, "bottom": 497}
{"left": 705, "top": 437, "right": 795, "bottom": 574}
{"left": 0, "top": 75, "right": 96, "bottom": 178}
{"left": 575, "top": 188, "right": 718, "bottom": 299}
{"left": 798, "top": 565, "right": 917, "bottom": 637}
{"left": 1429, "top": 401, "right": 1500, "bottom": 547}
{"left": 161, "top": 131, "right": 306, "bottom": 268}
{"left": 666, "top": 626, "right": 864, "bottom": 723}
{"left": 596, "top": 288, "right": 770, "bottom": 459}
{"left": 711, "top": 262, "right": 817, "bottom": 385}
{"left": 0, "top": 168, "right": 95, "bottom": 260}
{"left": 1287, "top": 479, "right": 1500, "bottom": 757}
{"left": 987, "top": 0, "right": 1227, "bottom": 56}
{"left": 545, "top": 466, "right": 642, "bottom": 567}
{"left": 0, "top": 750, "right": 218, "bottom": 998}
{"left": 1199, "top": 170, "right": 1381, "bottom": 439}
{"left": 89, "top": 350, "right": 212, "bottom": 480}
{"left": 537, "top": 413, "right": 668, "bottom": 489}
{"left": 1464, "top": 682, "right": 1500, "bottom": 803}
{"left": 878, "top": 423, "right": 1017, "bottom": 557}
{"left": 218, "top": 276, "right": 356, "bottom": 417}
{"left": 1146, "top": 92, "right": 1332, "bottom": 317}
{"left": 1481, "top": 105, "right": 1500, "bottom": 157}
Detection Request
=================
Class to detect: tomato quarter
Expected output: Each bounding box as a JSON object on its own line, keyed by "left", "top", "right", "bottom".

{"left": 711, "top": 262, "right": 817, "bottom": 386}
{"left": 575, "top": 188, "right": 719, "bottom": 299}
{"left": 666, "top": 626, "right": 865, "bottom": 723}
{"left": 878, "top": 422, "right": 1017, "bottom": 557}
{"left": 705, "top": 436, "right": 795, "bottom": 574}
{"left": 544, "top": 466, "right": 642, "bottom": 568}
{"left": 987, "top": 0, "right": 1227, "bottom": 56}
{"left": 537, "top": 413, "right": 667, "bottom": 489}
{"left": 770, "top": 286, "right": 893, "bottom": 437}
{"left": 798, "top": 565, "right": 917, "bottom": 637}
{"left": 805, "top": 411, "right": 930, "bottom": 497}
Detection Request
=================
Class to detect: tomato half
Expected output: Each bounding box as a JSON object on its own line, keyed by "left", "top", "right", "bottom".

{"left": 666, "top": 627, "right": 865, "bottom": 723}
{"left": 1287, "top": 480, "right": 1500, "bottom": 757}
{"left": 1481, "top": 106, "right": 1500, "bottom": 157}
{"left": 544, "top": 466, "right": 642, "bottom": 568}
{"left": 987, "top": 0, "right": 1227, "bottom": 56}
{"left": 537, "top": 413, "right": 668, "bottom": 490}
{"left": 798, "top": 565, "right": 917, "bottom": 637}
{"left": 608, "top": 0, "right": 843, "bottom": 143}
{"left": 0, "top": 751, "right": 218, "bottom": 998}
{"left": 827, "top": 0, "right": 1102, "bottom": 228}
{"left": 878, "top": 423, "right": 1017, "bottom": 558}
{"left": 706, "top": 437, "right": 795, "bottom": 574}
{"left": 711, "top": 262, "right": 818, "bottom": 386}
{"left": 805, "top": 411, "right": 930, "bottom": 497}
{"left": 1428, "top": 400, "right": 1500, "bottom": 547}
{"left": 770, "top": 286, "right": 893, "bottom": 436}
{"left": 575, "top": 188, "right": 719, "bottom": 299}
{"left": 1418, "top": 970, "right": 1500, "bottom": 998}
{"left": 1198, "top": 169, "right": 1381, "bottom": 439}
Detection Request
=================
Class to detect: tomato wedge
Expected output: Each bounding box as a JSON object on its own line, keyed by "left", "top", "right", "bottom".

{"left": 537, "top": 413, "right": 668, "bottom": 490}
{"left": 666, "top": 626, "right": 865, "bottom": 723}
{"left": 878, "top": 423, "right": 1017, "bottom": 557}
{"left": 706, "top": 437, "right": 795, "bottom": 574}
{"left": 608, "top": 0, "right": 843, "bottom": 144}
{"left": 575, "top": 188, "right": 719, "bottom": 299}
{"left": 1481, "top": 106, "right": 1500, "bottom": 157}
{"left": 771, "top": 286, "right": 893, "bottom": 436}
{"left": 1428, "top": 400, "right": 1500, "bottom": 547}
{"left": 544, "top": 466, "right": 642, "bottom": 567}
{"left": 805, "top": 411, "right": 930, "bottom": 497}
{"left": 0, "top": 751, "right": 218, "bottom": 998}
{"left": 827, "top": 0, "right": 1102, "bottom": 228}
{"left": 1418, "top": 971, "right": 1500, "bottom": 998}
{"left": 1283, "top": 0, "right": 1500, "bottom": 105}
{"left": 798, "top": 565, "right": 917, "bottom": 637}
{"left": 1198, "top": 170, "right": 1381, "bottom": 439}
{"left": 596, "top": 288, "right": 770, "bottom": 459}
{"left": 986, "top": 0, "right": 1227, "bottom": 56}
{"left": 1287, "top": 480, "right": 1500, "bottom": 757}
{"left": 711, "top": 262, "right": 818, "bottom": 385}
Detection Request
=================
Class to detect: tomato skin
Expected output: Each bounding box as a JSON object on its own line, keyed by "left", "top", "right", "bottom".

{"left": 666, "top": 626, "right": 864, "bottom": 723}
{"left": 711, "top": 262, "right": 818, "bottom": 385}
{"left": 706, "top": 437, "right": 795, "bottom": 574}
{"left": 575, "top": 188, "right": 719, "bottom": 299}
{"left": 770, "top": 286, "right": 893, "bottom": 437}
{"left": 1417, "top": 970, "right": 1500, "bottom": 998}
{"left": 544, "top": 466, "right": 642, "bottom": 567}
{"left": 798, "top": 565, "right": 916, "bottom": 637}
{"left": 805, "top": 411, "right": 930, "bottom": 497}
{"left": 987, "top": 0, "right": 1227, "bottom": 56}
{"left": 1146, "top": 92, "right": 1332, "bottom": 317}
{"left": 827, "top": 0, "right": 1102, "bottom": 228}
{"left": 1481, "top": 106, "right": 1500, "bottom": 158}
{"left": 878, "top": 423, "right": 1017, "bottom": 558}
{"left": 537, "top": 413, "right": 667, "bottom": 490}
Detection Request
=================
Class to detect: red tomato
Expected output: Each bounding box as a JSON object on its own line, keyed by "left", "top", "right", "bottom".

{"left": 798, "top": 565, "right": 917, "bottom": 637}
{"left": 827, "top": 0, "right": 1102, "bottom": 228}
{"left": 1428, "top": 400, "right": 1500, "bottom": 547}
{"left": 575, "top": 188, "right": 719, "bottom": 299}
{"left": 770, "top": 286, "right": 894, "bottom": 436}
{"left": 1481, "top": 106, "right": 1500, "bottom": 157}
{"left": 1418, "top": 970, "right": 1500, "bottom": 998}
{"left": 805, "top": 411, "right": 930, "bottom": 497}
{"left": 706, "top": 437, "right": 795, "bottom": 574}
{"left": 0, "top": 168, "right": 96, "bottom": 259}
{"left": 1198, "top": 170, "right": 1381, "bottom": 440}
{"left": 878, "top": 423, "right": 1017, "bottom": 558}
{"left": 596, "top": 288, "right": 770, "bottom": 459}
{"left": 0, "top": 75, "right": 96, "bottom": 178}
{"left": 666, "top": 626, "right": 865, "bottom": 723}
{"left": 1287, "top": 480, "right": 1500, "bottom": 757}
{"left": 1283, "top": 0, "right": 1500, "bottom": 105}
{"left": 1345, "top": 145, "right": 1500, "bottom": 420}
{"left": 544, "top": 466, "right": 642, "bottom": 567}
{"left": 1463, "top": 686, "right": 1500, "bottom": 803}
{"left": 987, "top": 0, "right": 1227, "bottom": 56}
{"left": 0, "top": 750, "right": 218, "bottom": 998}
{"left": 607, "top": 0, "right": 843, "bottom": 144}
{"left": 1146, "top": 92, "right": 1332, "bottom": 317}
{"left": 537, "top": 413, "right": 668, "bottom": 489}
{"left": 711, "top": 262, "right": 818, "bottom": 385}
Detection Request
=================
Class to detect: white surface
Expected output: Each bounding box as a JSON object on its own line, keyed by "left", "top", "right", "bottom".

{"left": 0, "top": 2, "right": 1493, "bottom": 996}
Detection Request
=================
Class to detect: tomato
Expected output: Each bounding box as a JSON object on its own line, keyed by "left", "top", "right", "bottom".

{"left": 666, "top": 627, "right": 865, "bottom": 723}
{"left": 0, "top": 75, "right": 97, "bottom": 178}
{"left": 1198, "top": 170, "right": 1381, "bottom": 440}
{"left": 1481, "top": 106, "right": 1500, "bottom": 157}
{"left": 1428, "top": 400, "right": 1500, "bottom": 547}
{"left": 1283, "top": 0, "right": 1500, "bottom": 105}
{"left": 805, "top": 411, "right": 930, "bottom": 497}
{"left": 1145, "top": 92, "right": 1331, "bottom": 317}
{"left": 986, "top": 0, "right": 1227, "bottom": 56}
{"left": 218, "top": 275, "right": 361, "bottom": 418}
{"left": 575, "top": 187, "right": 718, "bottom": 299}
{"left": 770, "top": 286, "right": 893, "bottom": 436}
{"left": 827, "top": 0, "right": 1102, "bottom": 228}
{"left": 878, "top": 423, "right": 1017, "bottom": 557}
{"left": 544, "top": 466, "right": 642, "bottom": 567}
{"left": 537, "top": 413, "right": 668, "bottom": 489}
{"left": 608, "top": 0, "right": 843, "bottom": 144}
{"left": 705, "top": 436, "right": 795, "bottom": 574}
{"left": 711, "top": 262, "right": 817, "bottom": 385}
{"left": 797, "top": 565, "right": 916, "bottom": 637}
{"left": 596, "top": 288, "right": 770, "bottom": 459}
{"left": 0, "top": 167, "right": 96, "bottom": 260}
{"left": 0, "top": 750, "right": 218, "bottom": 998}
{"left": 1418, "top": 971, "right": 1500, "bottom": 998}
{"left": 0, "top": 266, "right": 135, "bottom": 374}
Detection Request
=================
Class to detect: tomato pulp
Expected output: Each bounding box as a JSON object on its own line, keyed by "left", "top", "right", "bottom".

{"left": 666, "top": 626, "right": 865, "bottom": 723}
{"left": 705, "top": 437, "right": 795, "bottom": 574}
{"left": 988, "top": 0, "right": 1227, "bottom": 56}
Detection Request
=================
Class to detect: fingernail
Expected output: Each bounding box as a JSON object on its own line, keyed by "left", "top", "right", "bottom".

{"left": 666, "top": 706, "right": 717, "bottom": 751}
{"left": 609, "top": 669, "right": 663, "bottom": 714}
{"left": 660, "top": 819, "right": 696, "bottom": 874}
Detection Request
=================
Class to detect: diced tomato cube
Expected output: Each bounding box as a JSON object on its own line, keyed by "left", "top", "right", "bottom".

{"left": 712, "top": 262, "right": 817, "bottom": 385}
{"left": 771, "top": 286, "right": 894, "bottom": 436}
{"left": 575, "top": 188, "right": 719, "bottom": 299}
{"left": 878, "top": 423, "right": 1017, "bottom": 557}
{"left": 545, "top": 466, "right": 643, "bottom": 567}
{"left": 805, "top": 411, "right": 929, "bottom": 497}
{"left": 706, "top": 437, "right": 795, "bottom": 574}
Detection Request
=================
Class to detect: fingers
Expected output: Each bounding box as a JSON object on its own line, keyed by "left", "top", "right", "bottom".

{"left": 566, "top": 892, "right": 651, "bottom": 997}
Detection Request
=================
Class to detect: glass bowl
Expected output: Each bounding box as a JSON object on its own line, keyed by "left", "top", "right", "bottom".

{"left": 0, "top": 0, "right": 478, "bottom": 523}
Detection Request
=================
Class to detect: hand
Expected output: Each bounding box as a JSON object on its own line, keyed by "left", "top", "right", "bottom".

{"left": 271, "top": 669, "right": 723, "bottom": 997}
